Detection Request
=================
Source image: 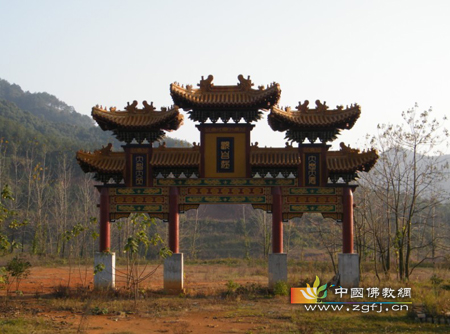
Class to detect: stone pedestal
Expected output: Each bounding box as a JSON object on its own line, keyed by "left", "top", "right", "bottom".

{"left": 94, "top": 252, "right": 115, "bottom": 289}
{"left": 268, "top": 253, "right": 288, "bottom": 290}
{"left": 338, "top": 253, "right": 359, "bottom": 288}
{"left": 164, "top": 253, "right": 184, "bottom": 294}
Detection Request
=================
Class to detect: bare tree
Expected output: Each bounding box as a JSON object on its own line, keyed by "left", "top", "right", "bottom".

{"left": 310, "top": 214, "right": 340, "bottom": 274}
{"left": 252, "top": 209, "right": 271, "bottom": 259}
{"left": 31, "top": 152, "right": 51, "bottom": 255}
{"left": 358, "top": 104, "right": 449, "bottom": 280}
{"left": 53, "top": 154, "right": 72, "bottom": 257}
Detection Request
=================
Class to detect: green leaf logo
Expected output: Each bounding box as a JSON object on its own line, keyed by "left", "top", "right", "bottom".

{"left": 301, "top": 276, "right": 328, "bottom": 302}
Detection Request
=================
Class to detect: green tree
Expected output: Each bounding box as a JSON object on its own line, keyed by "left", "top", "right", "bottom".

{"left": 0, "top": 185, "right": 14, "bottom": 251}
{"left": 116, "top": 214, "right": 171, "bottom": 302}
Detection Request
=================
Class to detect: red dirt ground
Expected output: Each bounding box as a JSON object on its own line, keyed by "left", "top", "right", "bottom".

{"left": 1, "top": 264, "right": 295, "bottom": 333}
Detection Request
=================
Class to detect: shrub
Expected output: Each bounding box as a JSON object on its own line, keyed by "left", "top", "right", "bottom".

{"left": 273, "top": 281, "right": 289, "bottom": 296}
{"left": 2, "top": 256, "right": 32, "bottom": 295}
{"left": 226, "top": 280, "right": 240, "bottom": 293}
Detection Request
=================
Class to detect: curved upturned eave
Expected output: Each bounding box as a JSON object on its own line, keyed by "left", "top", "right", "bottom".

{"left": 170, "top": 83, "right": 281, "bottom": 110}
{"left": 327, "top": 149, "right": 378, "bottom": 173}
{"left": 268, "top": 106, "right": 361, "bottom": 132}
{"left": 76, "top": 150, "right": 125, "bottom": 174}
{"left": 91, "top": 106, "right": 183, "bottom": 131}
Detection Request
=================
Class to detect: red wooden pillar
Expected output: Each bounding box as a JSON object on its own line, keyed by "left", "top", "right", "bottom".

{"left": 272, "top": 186, "right": 283, "bottom": 253}
{"left": 169, "top": 186, "right": 179, "bottom": 253}
{"left": 342, "top": 187, "right": 354, "bottom": 253}
{"left": 99, "top": 187, "right": 111, "bottom": 252}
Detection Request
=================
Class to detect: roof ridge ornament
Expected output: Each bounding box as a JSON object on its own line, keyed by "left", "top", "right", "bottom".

{"left": 296, "top": 100, "right": 309, "bottom": 112}
{"left": 315, "top": 100, "right": 328, "bottom": 112}
{"left": 237, "top": 74, "right": 254, "bottom": 90}
{"left": 123, "top": 100, "right": 157, "bottom": 113}
{"left": 94, "top": 143, "right": 113, "bottom": 156}
{"left": 198, "top": 75, "right": 214, "bottom": 91}
{"left": 339, "top": 142, "right": 360, "bottom": 154}
{"left": 125, "top": 100, "right": 138, "bottom": 112}
{"left": 294, "top": 100, "right": 353, "bottom": 114}
{"left": 143, "top": 100, "right": 156, "bottom": 112}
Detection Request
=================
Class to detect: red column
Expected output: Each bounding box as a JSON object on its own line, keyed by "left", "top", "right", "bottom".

{"left": 342, "top": 187, "right": 354, "bottom": 253}
{"left": 169, "top": 186, "right": 179, "bottom": 253}
{"left": 272, "top": 186, "right": 283, "bottom": 253}
{"left": 99, "top": 187, "right": 111, "bottom": 252}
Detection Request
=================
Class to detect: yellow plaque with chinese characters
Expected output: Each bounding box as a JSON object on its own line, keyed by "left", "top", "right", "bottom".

{"left": 204, "top": 131, "right": 247, "bottom": 178}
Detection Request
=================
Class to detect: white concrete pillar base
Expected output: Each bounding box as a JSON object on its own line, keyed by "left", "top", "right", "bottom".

{"left": 94, "top": 252, "right": 115, "bottom": 289}
{"left": 268, "top": 253, "right": 288, "bottom": 290}
{"left": 164, "top": 253, "right": 184, "bottom": 294}
{"left": 338, "top": 253, "right": 359, "bottom": 288}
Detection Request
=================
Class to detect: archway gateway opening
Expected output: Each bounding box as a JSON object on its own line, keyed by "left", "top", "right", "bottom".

{"left": 76, "top": 75, "right": 378, "bottom": 292}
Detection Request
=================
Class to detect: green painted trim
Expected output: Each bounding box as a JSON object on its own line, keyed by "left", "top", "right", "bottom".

{"left": 289, "top": 204, "right": 337, "bottom": 212}
{"left": 288, "top": 187, "right": 337, "bottom": 195}
{"left": 155, "top": 178, "right": 296, "bottom": 186}
{"left": 114, "top": 188, "right": 163, "bottom": 195}
{"left": 115, "top": 205, "right": 163, "bottom": 212}
{"left": 185, "top": 196, "right": 267, "bottom": 204}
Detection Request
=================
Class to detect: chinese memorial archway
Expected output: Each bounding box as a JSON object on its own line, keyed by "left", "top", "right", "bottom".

{"left": 76, "top": 75, "right": 378, "bottom": 291}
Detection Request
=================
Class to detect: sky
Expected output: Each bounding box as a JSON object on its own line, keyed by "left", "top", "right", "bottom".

{"left": 1, "top": 0, "right": 449, "bottom": 152}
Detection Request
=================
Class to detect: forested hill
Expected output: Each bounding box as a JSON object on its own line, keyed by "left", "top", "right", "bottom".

{"left": 0, "top": 79, "right": 93, "bottom": 128}
{"left": 0, "top": 79, "right": 189, "bottom": 162}
{"left": 0, "top": 98, "right": 119, "bottom": 155}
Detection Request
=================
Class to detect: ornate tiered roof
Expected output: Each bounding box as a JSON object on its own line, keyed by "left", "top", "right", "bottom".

{"left": 76, "top": 142, "right": 378, "bottom": 183}
{"left": 76, "top": 76, "right": 377, "bottom": 185}
{"left": 92, "top": 102, "right": 183, "bottom": 144}
{"left": 170, "top": 75, "right": 281, "bottom": 123}
{"left": 268, "top": 100, "right": 361, "bottom": 143}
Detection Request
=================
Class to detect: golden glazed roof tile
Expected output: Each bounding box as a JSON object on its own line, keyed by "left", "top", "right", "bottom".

{"left": 269, "top": 101, "right": 361, "bottom": 131}
{"left": 327, "top": 143, "right": 379, "bottom": 173}
{"left": 76, "top": 144, "right": 125, "bottom": 174}
{"left": 150, "top": 147, "right": 200, "bottom": 167}
{"left": 250, "top": 147, "right": 300, "bottom": 167}
{"left": 92, "top": 102, "right": 183, "bottom": 131}
{"left": 170, "top": 75, "right": 281, "bottom": 110}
